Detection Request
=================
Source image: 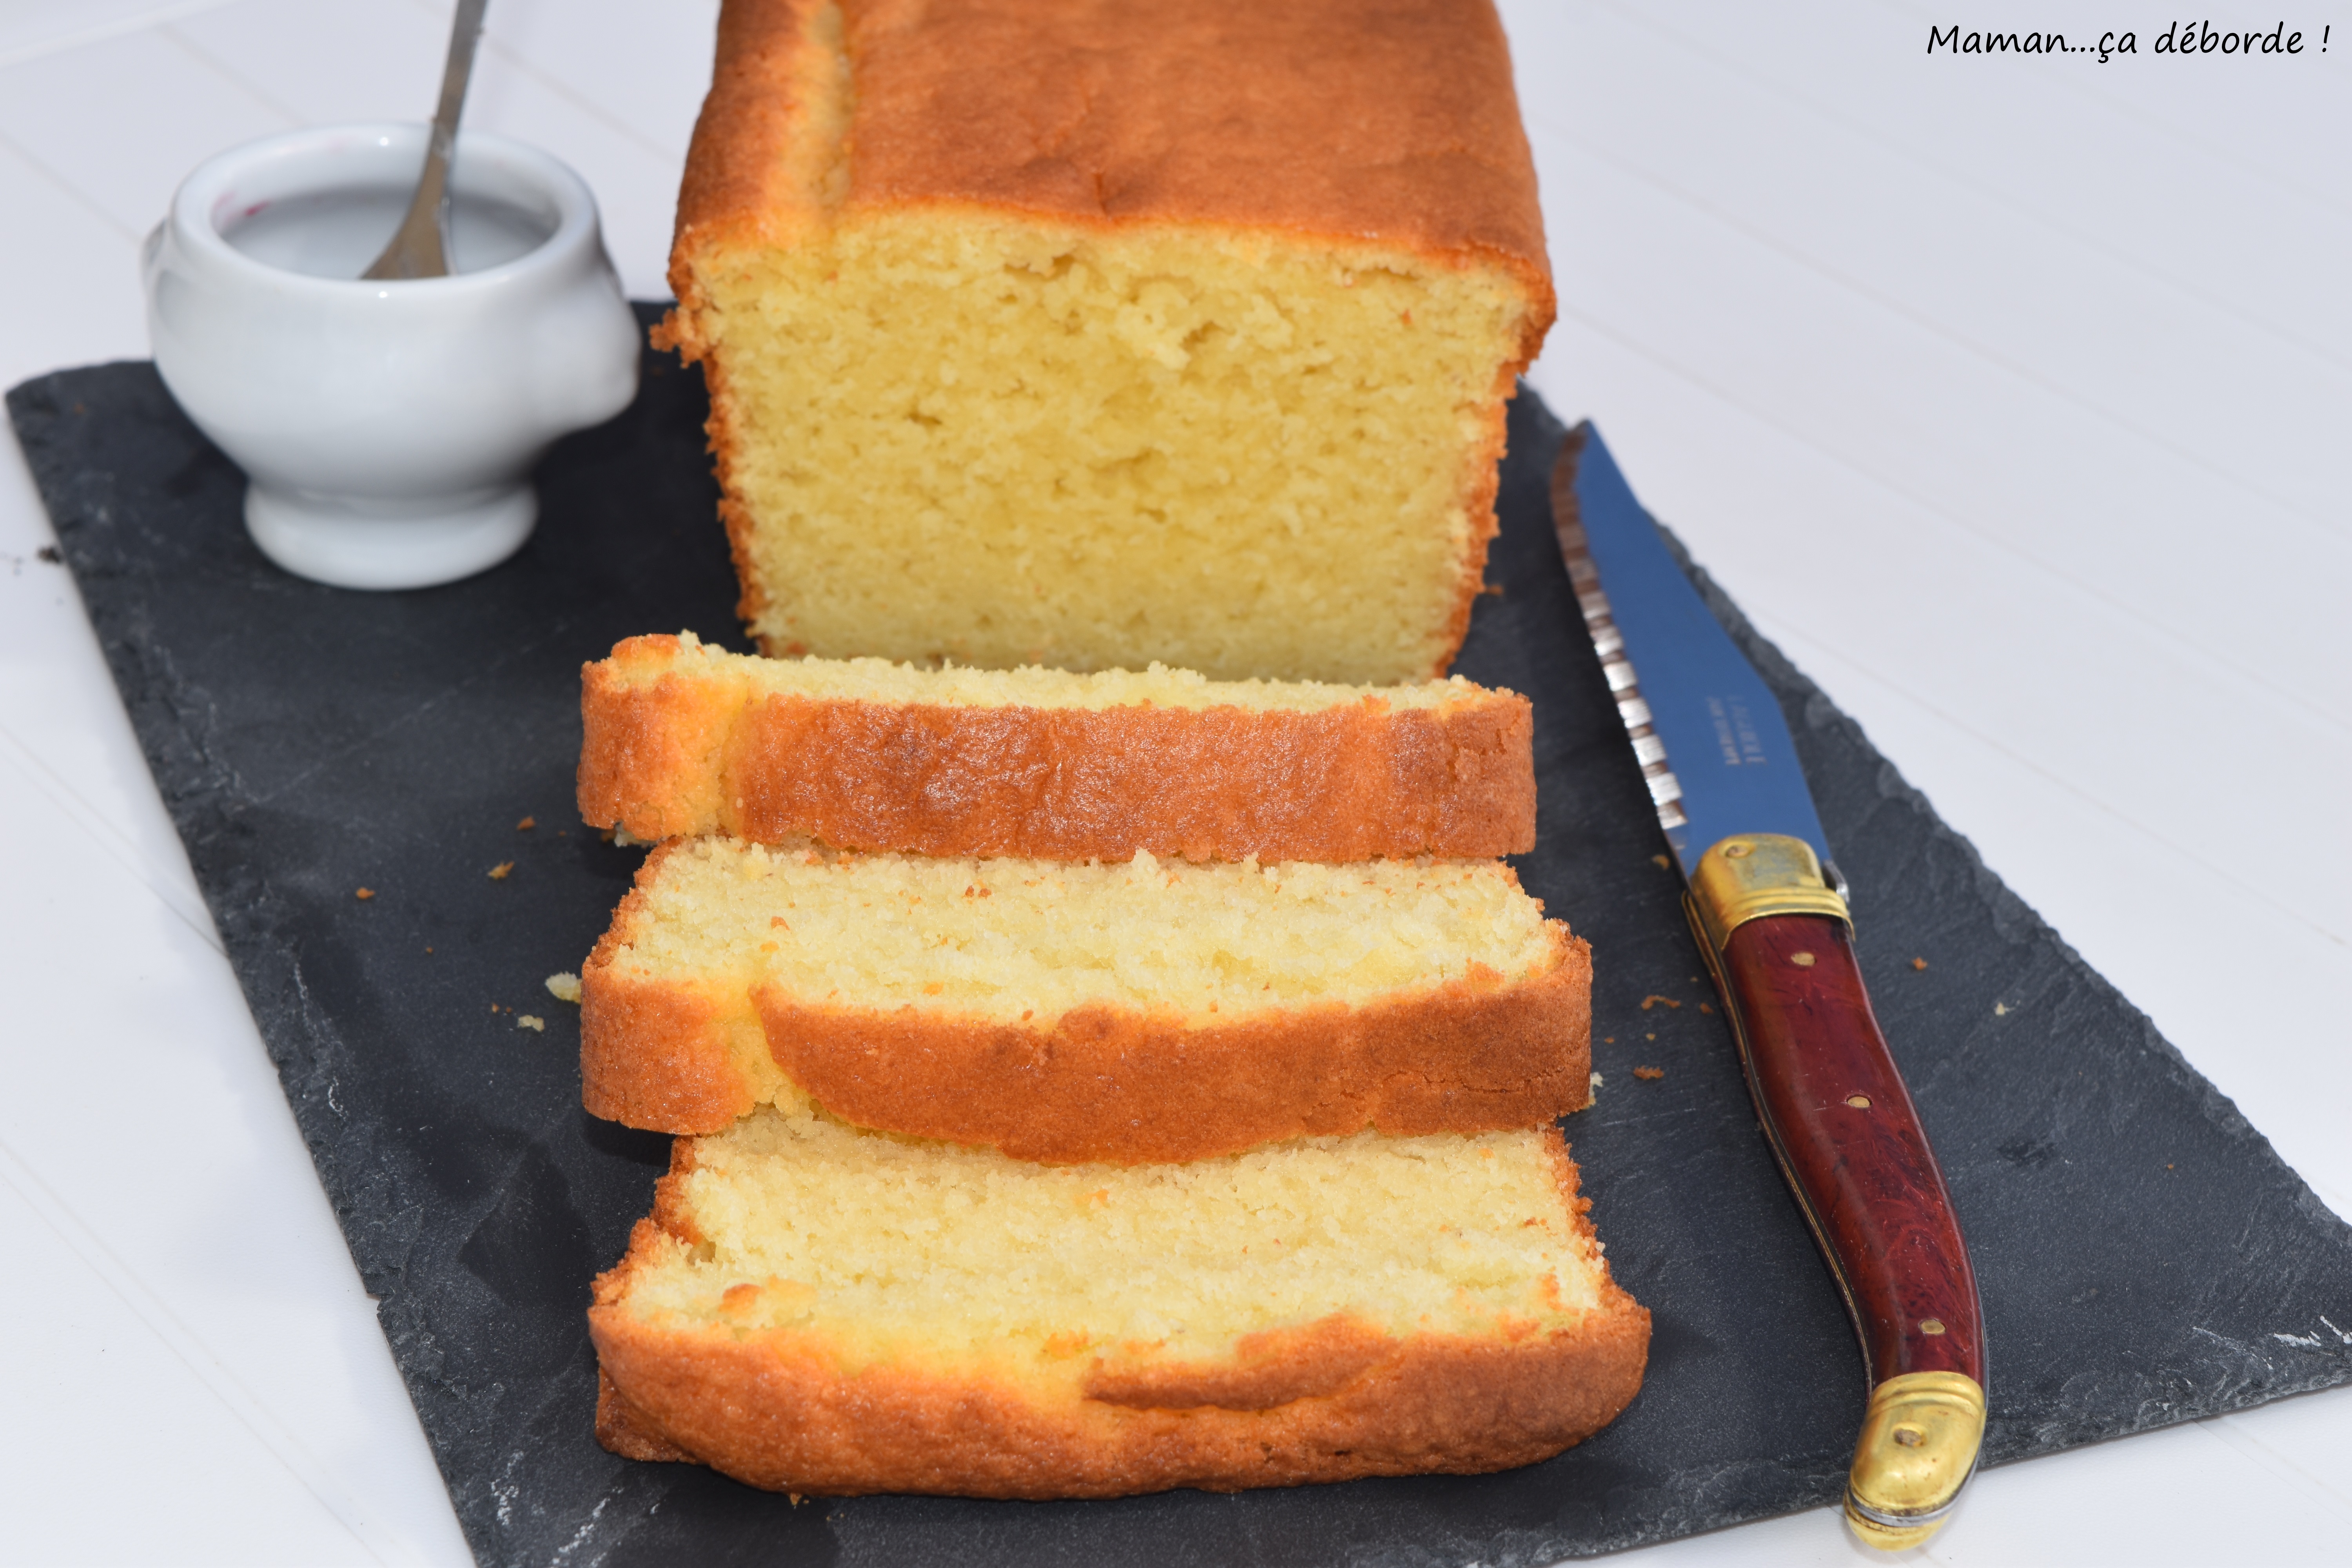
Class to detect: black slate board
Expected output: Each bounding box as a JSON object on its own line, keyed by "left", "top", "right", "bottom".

{"left": 13, "top": 308, "right": 2352, "bottom": 1566}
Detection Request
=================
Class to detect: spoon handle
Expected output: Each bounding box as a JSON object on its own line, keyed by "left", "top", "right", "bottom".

{"left": 363, "top": 0, "right": 491, "bottom": 281}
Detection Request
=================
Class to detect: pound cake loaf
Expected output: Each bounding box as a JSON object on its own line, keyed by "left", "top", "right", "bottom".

{"left": 581, "top": 838, "right": 1591, "bottom": 1158}
{"left": 661, "top": 0, "right": 1553, "bottom": 684}
{"left": 580, "top": 633, "right": 1536, "bottom": 861}
{"left": 591, "top": 1102, "right": 1648, "bottom": 1496}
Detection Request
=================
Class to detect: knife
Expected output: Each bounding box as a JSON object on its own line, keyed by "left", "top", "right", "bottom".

{"left": 1549, "top": 424, "right": 1986, "bottom": 1549}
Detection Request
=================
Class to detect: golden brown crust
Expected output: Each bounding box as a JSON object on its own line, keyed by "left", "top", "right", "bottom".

{"left": 577, "top": 635, "right": 1537, "bottom": 862}
{"left": 579, "top": 849, "right": 769, "bottom": 1133}
{"left": 576, "top": 642, "right": 740, "bottom": 843}
{"left": 579, "top": 970, "right": 752, "bottom": 1133}
{"left": 661, "top": 0, "right": 808, "bottom": 632}
{"left": 1440, "top": 390, "right": 1518, "bottom": 676}
{"left": 582, "top": 875, "right": 1592, "bottom": 1157}
{"left": 1080, "top": 1316, "right": 1395, "bottom": 1412}
{"left": 597, "top": 1367, "right": 700, "bottom": 1463}
{"left": 757, "top": 952, "right": 1591, "bottom": 1162}
{"left": 590, "top": 1308, "right": 1648, "bottom": 1497}
{"left": 588, "top": 1140, "right": 1649, "bottom": 1497}
{"left": 666, "top": 0, "right": 815, "bottom": 318}
{"left": 674, "top": 0, "right": 1553, "bottom": 344}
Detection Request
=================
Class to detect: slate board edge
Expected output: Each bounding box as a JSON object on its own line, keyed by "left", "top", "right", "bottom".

{"left": 1632, "top": 439, "right": 2352, "bottom": 1460}
{"left": 7, "top": 363, "right": 421, "bottom": 1281}
{"left": 11, "top": 356, "right": 2352, "bottom": 1560}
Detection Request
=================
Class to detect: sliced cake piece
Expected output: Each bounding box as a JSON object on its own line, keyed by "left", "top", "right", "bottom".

{"left": 591, "top": 1103, "right": 1648, "bottom": 1497}
{"left": 581, "top": 838, "right": 1590, "bottom": 1159}
{"left": 579, "top": 633, "right": 1535, "bottom": 861}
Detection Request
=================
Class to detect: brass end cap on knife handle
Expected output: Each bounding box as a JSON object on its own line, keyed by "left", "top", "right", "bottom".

{"left": 1686, "top": 839, "right": 1989, "bottom": 1548}
{"left": 1843, "top": 1371, "right": 1988, "bottom": 1549}
{"left": 1686, "top": 834, "right": 1851, "bottom": 953}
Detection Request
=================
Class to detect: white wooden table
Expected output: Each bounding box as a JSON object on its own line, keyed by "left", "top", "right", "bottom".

{"left": 2, "top": 3, "right": 2345, "bottom": 1563}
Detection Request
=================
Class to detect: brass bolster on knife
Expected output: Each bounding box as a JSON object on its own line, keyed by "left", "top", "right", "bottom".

{"left": 1844, "top": 1371, "right": 1987, "bottom": 1550}
{"left": 1686, "top": 834, "right": 1851, "bottom": 954}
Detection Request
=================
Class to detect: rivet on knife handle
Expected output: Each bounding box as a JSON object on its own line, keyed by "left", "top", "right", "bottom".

{"left": 1685, "top": 834, "right": 1986, "bottom": 1547}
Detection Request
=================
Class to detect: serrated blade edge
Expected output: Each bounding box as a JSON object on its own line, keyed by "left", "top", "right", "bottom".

{"left": 1550, "top": 435, "right": 1689, "bottom": 835}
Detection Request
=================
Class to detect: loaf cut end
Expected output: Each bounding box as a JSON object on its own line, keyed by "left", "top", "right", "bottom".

{"left": 667, "top": 0, "right": 1551, "bottom": 684}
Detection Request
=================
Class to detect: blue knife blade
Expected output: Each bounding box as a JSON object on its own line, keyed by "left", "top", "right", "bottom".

{"left": 1555, "top": 426, "right": 1838, "bottom": 886}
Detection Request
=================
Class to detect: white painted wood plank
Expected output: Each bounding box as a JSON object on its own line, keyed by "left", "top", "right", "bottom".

{"left": 2203, "top": 1391, "right": 2352, "bottom": 1519}
{"left": 0, "top": 1165, "right": 379, "bottom": 1566}
{"left": 1522, "top": 170, "right": 2352, "bottom": 943}
{"left": 1511, "top": 121, "right": 2352, "bottom": 734}
{"left": 156, "top": 0, "right": 441, "bottom": 125}
{"left": 0, "top": 141, "right": 212, "bottom": 927}
{"left": 1521, "top": 3, "right": 2351, "bottom": 535}
{"left": 459, "top": 14, "right": 702, "bottom": 297}
{"left": 1558, "top": 0, "right": 2352, "bottom": 364}
{"left": 0, "top": 711, "right": 472, "bottom": 1566}
{"left": 0, "top": 619, "right": 220, "bottom": 951}
{"left": 0, "top": 138, "right": 147, "bottom": 374}
{"left": 0, "top": 0, "right": 236, "bottom": 68}
{"left": 465, "top": 0, "right": 720, "bottom": 165}
{"left": 1935, "top": 1405, "right": 2352, "bottom": 1566}
{"left": 0, "top": 24, "right": 289, "bottom": 238}
{"left": 1622, "top": 1401, "right": 2352, "bottom": 1566}
{"left": 1871, "top": 0, "right": 2352, "bottom": 212}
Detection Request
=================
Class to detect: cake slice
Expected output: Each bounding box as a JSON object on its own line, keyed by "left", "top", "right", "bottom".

{"left": 581, "top": 838, "right": 1591, "bottom": 1159}
{"left": 662, "top": 0, "right": 1552, "bottom": 683}
{"left": 579, "top": 633, "right": 1535, "bottom": 861}
{"left": 591, "top": 1103, "right": 1648, "bottom": 1496}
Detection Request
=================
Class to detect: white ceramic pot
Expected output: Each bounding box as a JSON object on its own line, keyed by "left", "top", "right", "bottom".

{"left": 143, "top": 123, "right": 642, "bottom": 590}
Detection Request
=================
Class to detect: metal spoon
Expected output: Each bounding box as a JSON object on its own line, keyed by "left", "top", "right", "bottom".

{"left": 363, "top": 0, "right": 491, "bottom": 280}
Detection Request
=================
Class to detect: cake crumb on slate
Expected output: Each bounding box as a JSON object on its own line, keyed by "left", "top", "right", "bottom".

{"left": 489, "top": 861, "right": 514, "bottom": 880}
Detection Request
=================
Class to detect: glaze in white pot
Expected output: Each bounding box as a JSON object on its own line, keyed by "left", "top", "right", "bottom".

{"left": 143, "top": 124, "right": 641, "bottom": 590}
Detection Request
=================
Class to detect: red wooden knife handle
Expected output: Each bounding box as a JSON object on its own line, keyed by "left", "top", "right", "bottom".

{"left": 1716, "top": 913, "right": 1983, "bottom": 1387}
